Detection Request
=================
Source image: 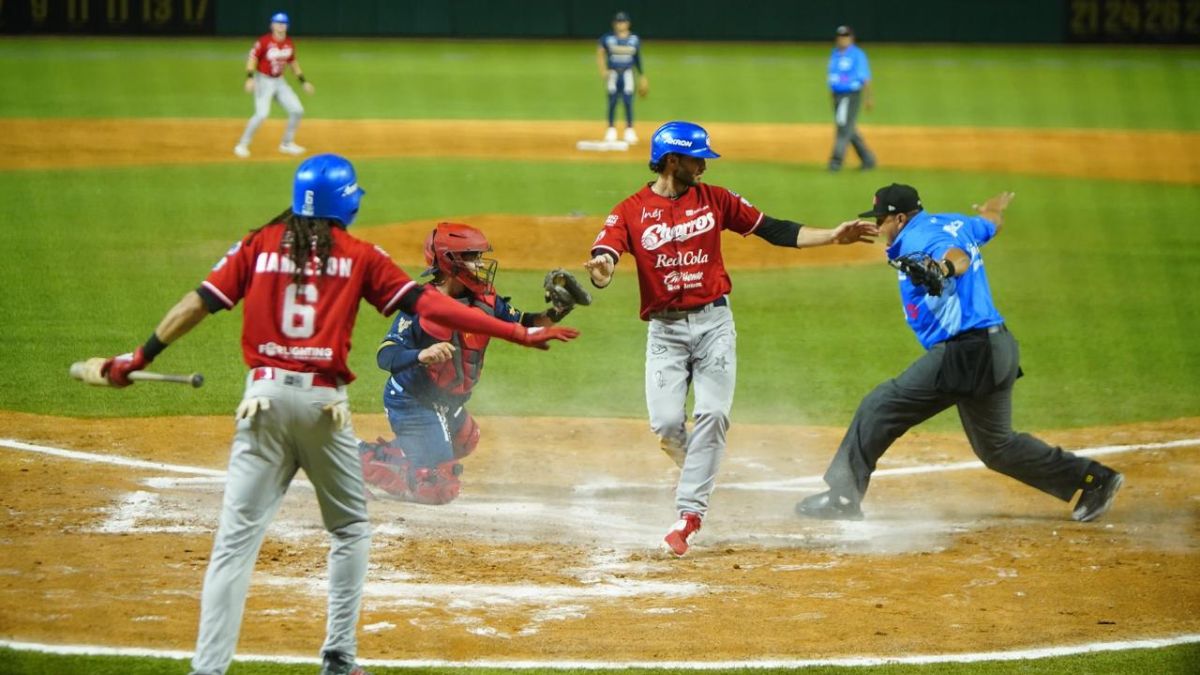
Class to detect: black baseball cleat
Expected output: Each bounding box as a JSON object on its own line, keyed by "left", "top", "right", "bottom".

{"left": 795, "top": 490, "right": 864, "bottom": 521}
{"left": 321, "top": 650, "right": 371, "bottom": 675}
{"left": 1072, "top": 466, "right": 1125, "bottom": 523}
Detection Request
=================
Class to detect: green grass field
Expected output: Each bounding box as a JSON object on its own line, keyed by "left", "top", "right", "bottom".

{"left": 1, "top": 37, "right": 1198, "bottom": 673}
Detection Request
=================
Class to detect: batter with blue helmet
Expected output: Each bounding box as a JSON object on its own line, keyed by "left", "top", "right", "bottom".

{"left": 795, "top": 183, "right": 1123, "bottom": 524}
{"left": 97, "top": 154, "right": 578, "bottom": 675}
{"left": 597, "top": 11, "right": 648, "bottom": 144}
{"left": 585, "top": 121, "right": 878, "bottom": 556}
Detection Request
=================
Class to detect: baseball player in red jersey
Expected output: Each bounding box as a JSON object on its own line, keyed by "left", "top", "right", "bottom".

{"left": 585, "top": 121, "right": 877, "bottom": 557}
{"left": 234, "top": 12, "right": 314, "bottom": 159}
{"left": 101, "top": 154, "right": 577, "bottom": 675}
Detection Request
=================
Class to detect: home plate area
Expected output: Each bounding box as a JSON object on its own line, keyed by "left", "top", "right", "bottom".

{"left": 0, "top": 412, "right": 1197, "bottom": 661}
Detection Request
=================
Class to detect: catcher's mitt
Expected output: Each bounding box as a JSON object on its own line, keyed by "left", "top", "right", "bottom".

{"left": 888, "top": 253, "right": 947, "bottom": 296}
{"left": 637, "top": 75, "right": 649, "bottom": 98}
{"left": 543, "top": 268, "right": 592, "bottom": 320}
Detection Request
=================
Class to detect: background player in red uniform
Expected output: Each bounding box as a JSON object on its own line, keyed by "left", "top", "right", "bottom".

{"left": 234, "top": 12, "right": 315, "bottom": 159}
{"left": 101, "top": 154, "right": 577, "bottom": 675}
{"left": 584, "top": 121, "right": 876, "bottom": 557}
{"left": 358, "top": 223, "right": 577, "bottom": 504}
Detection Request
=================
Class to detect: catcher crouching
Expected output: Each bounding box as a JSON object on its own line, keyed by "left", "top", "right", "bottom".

{"left": 359, "top": 222, "right": 590, "bottom": 504}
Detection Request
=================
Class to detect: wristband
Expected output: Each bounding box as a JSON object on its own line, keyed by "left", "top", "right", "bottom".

{"left": 942, "top": 259, "right": 956, "bottom": 277}
{"left": 142, "top": 333, "right": 168, "bottom": 361}
{"left": 246, "top": 71, "right": 254, "bottom": 79}
{"left": 298, "top": 74, "right": 307, "bottom": 83}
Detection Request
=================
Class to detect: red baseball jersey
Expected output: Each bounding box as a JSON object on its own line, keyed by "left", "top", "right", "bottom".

{"left": 202, "top": 223, "right": 418, "bottom": 383}
{"left": 591, "top": 183, "right": 764, "bottom": 320}
{"left": 249, "top": 34, "right": 295, "bottom": 77}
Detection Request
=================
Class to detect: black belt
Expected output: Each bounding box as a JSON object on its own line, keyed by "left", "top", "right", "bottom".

{"left": 650, "top": 296, "right": 728, "bottom": 320}
{"left": 949, "top": 324, "right": 1006, "bottom": 342}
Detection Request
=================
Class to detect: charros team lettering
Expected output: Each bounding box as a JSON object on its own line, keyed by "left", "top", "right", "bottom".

{"left": 655, "top": 249, "right": 710, "bottom": 269}
{"left": 640, "top": 212, "right": 716, "bottom": 251}
{"left": 257, "top": 342, "right": 334, "bottom": 361}
{"left": 254, "top": 252, "right": 353, "bottom": 278}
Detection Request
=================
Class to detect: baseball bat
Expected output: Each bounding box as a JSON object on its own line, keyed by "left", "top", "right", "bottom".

{"left": 69, "top": 361, "right": 205, "bottom": 388}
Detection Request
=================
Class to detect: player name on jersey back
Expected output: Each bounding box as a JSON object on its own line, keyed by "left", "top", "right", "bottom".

{"left": 254, "top": 251, "right": 353, "bottom": 278}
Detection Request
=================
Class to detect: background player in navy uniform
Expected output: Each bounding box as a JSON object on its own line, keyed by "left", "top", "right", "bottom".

{"left": 358, "top": 223, "right": 575, "bottom": 504}
{"left": 597, "top": 11, "right": 648, "bottom": 145}
{"left": 826, "top": 25, "right": 876, "bottom": 172}
{"left": 795, "top": 183, "right": 1124, "bottom": 523}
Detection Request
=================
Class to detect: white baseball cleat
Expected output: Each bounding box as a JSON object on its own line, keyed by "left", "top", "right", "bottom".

{"left": 623, "top": 127, "right": 638, "bottom": 144}
{"left": 233, "top": 144, "right": 250, "bottom": 158}
{"left": 278, "top": 142, "right": 306, "bottom": 155}
{"left": 604, "top": 127, "right": 618, "bottom": 142}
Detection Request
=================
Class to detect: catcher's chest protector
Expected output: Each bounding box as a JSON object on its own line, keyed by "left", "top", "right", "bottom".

{"left": 418, "top": 295, "right": 497, "bottom": 395}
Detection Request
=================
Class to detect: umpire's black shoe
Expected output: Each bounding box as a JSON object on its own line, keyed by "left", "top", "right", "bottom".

{"left": 321, "top": 651, "right": 371, "bottom": 675}
{"left": 795, "top": 490, "right": 864, "bottom": 521}
{"left": 1072, "top": 465, "right": 1124, "bottom": 523}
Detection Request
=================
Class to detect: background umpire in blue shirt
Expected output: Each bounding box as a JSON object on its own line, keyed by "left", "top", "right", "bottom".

{"left": 796, "top": 184, "right": 1124, "bottom": 523}
{"left": 827, "top": 26, "right": 877, "bottom": 171}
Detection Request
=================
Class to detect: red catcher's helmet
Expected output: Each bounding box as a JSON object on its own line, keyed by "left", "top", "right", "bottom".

{"left": 422, "top": 222, "right": 498, "bottom": 295}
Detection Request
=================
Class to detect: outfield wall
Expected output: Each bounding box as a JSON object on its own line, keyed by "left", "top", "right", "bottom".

{"left": 3, "top": 0, "right": 1198, "bottom": 43}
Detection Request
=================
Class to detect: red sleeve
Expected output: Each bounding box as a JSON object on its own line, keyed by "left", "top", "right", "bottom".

{"left": 286, "top": 38, "right": 296, "bottom": 62}
{"left": 201, "top": 235, "right": 258, "bottom": 309}
{"left": 414, "top": 290, "right": 522, "bottom": 343}
{"left": 362, "top": 243, "right": 418, "bottom": 316}
{"left": 590, "top": 206, "right": 630, "bottom": 261}
{"left": 716, "top": 186, "right": 765, "bottom": 236}
{"left": 248, "top": 37, "right": 264, "bottom": 60}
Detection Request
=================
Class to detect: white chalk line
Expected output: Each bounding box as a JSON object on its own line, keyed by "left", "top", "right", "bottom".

{"left": 1, "top": 634, "right": 1198, "bottom": 668}
{"left": 3, "top": 436, "right": 1199, "bottom": 494}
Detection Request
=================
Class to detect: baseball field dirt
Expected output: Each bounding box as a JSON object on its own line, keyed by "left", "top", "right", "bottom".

{"left": 2, "top": 118, "right": 1198, "bottom": 185}
{"left": 0, "top": 411, "right": 1197, "bottom": 659}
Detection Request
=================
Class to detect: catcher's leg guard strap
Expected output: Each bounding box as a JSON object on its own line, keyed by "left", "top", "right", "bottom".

{"left": 451, "top": 413, "right": 481, "bottom": 460}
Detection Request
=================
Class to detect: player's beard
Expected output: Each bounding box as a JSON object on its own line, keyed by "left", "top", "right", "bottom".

{"left": 672, "top": 165, "right": 701, "bottom": 188}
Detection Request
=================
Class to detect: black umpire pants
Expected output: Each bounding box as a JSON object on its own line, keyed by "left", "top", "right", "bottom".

{"left": 823, "top": 326, "right": 1092, "bottom": 503}
{"left": 829, "top": 91, "right": 876, "bottom": 170}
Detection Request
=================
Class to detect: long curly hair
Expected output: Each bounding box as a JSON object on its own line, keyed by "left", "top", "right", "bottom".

{"left": 253, "top": 208, "right": 342, "bottom": 283}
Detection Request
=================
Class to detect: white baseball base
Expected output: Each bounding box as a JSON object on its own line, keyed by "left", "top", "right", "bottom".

{"left": 576, "top": 140, "right": 630, "bottom": 152}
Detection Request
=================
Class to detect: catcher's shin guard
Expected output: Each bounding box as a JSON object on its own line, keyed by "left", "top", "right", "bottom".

{"left": 359, "top": 437, "right": 415, "bottom": 499}
{"left": 451, "top": 413, "right": 481, "bottom": 459}
{"left": 409, "top": 460, "right": 464, "bottom": 505}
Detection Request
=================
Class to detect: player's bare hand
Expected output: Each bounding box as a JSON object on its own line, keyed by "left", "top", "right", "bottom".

{"left": 243, "top": 78, "right": 255, "bottom": 94}
{"left": 972, "top": 191, "right": 1015, "bottom": 215}
{"left": 515, "top": 325, "right": 580, "bottom": 350}
{"left": 418, "top": 342, "right": 456, "bottom": 365}
{"left": 601, "top": 69, "right": 613, "bottom": 81}
{"left": 302, "top": 81, "right": 315, "bottom": 95}
{"left": 583, "top": 254, "right": 615, "bottom": 288}
{"left": 831, "top": 219, "right": 879, "bottom": 245}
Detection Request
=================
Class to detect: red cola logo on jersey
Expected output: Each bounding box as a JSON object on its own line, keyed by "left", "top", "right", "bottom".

{"left": 654, "top": 248, "right": 710, "bottom": 269}
{"left": 640, "top": 212, "right": 716, "bottom": 251}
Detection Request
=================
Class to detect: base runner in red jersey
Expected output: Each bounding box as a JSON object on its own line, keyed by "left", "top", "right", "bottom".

{"left": 100, "top": 154, "right": 578, "bottom": 675}
{"left": 585, "top": 121, "right": 877, "bottom": 557}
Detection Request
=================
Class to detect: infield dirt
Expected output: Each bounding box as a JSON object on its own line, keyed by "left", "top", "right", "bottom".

{"left": 1, "top": 411, "right": 1197, "bottom": 660}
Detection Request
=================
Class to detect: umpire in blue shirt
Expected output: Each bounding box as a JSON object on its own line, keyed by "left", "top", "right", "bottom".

{"left": 827, "top": 26, "right": 876, "bottom": 171}
{"left": 796, "top": 184, "right": 1123, "bottom": 523}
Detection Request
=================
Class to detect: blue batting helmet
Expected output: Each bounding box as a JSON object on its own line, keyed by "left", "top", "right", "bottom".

{"left": 649, "top": 121, "right": 721, "bottom": 165}
{"left": 270, "top": 12, "right": 289, "bottom": 25}
{"left": 292, "top": 154, "right": 365, "bottom": 227}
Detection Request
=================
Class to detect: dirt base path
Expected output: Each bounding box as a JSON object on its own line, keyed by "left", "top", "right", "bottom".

{"left": 2, "top": 411, "right": 1197, "bottom": 661}
{"left": 2, "top": 118, "right": 1197, "bottom": 184}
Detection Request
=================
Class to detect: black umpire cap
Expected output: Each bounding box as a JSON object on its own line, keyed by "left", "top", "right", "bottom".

{"left": 613, "top": 11, "right": 630, "bottom": 22}
{"left": 859, "top": 184, "right": 923, "bottom": 217}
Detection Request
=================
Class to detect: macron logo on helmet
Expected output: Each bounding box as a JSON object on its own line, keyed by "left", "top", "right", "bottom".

{"left": 664, "top": 138, "right": 693, "bottom": 147}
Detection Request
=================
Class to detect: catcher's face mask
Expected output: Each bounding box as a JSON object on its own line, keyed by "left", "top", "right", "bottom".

{"left": 448, "top": 250, "right": 498, "bottom": 295}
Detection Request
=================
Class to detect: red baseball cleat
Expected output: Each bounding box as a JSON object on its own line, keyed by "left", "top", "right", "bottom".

{"left": 662, "top": 512, "right": 702, "bottom": 557}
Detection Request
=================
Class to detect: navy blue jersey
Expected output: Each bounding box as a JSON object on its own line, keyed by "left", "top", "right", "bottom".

{"left": 600, "top": 32, "right": 642, "bottom": 72}
{"left": 885, "top": 211, "right": 1004, "bottom": 349}
{"left": 378, "top": 290, "right": 525, "bottom": 408}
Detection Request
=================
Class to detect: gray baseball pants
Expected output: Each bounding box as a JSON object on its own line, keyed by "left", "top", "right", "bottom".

{"left": 822, "top": 327, "right": 1093, "bottom": 503}
{"left": 829, "top": 91, "right": 875, "bottom": 170}
{"left": 645, "top": 301, "right": 737, "bottom": 517}
{"left": 189, "top": 370, "right": 368, "bottom": 675}
{"left": 238, "top": 72, "right": 304, "bottom": 147}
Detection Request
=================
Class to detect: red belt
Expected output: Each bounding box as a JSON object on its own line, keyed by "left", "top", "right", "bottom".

{"left": 251, "top": 367, "right": 339, "bottom": 388}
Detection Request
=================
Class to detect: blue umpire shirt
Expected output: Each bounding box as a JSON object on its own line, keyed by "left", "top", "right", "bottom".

{"left": 828, "top": 44, "right": 871, "bottom": 94}
{"left": 885, "top": 210, "right": 1005, "bottom": 350}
